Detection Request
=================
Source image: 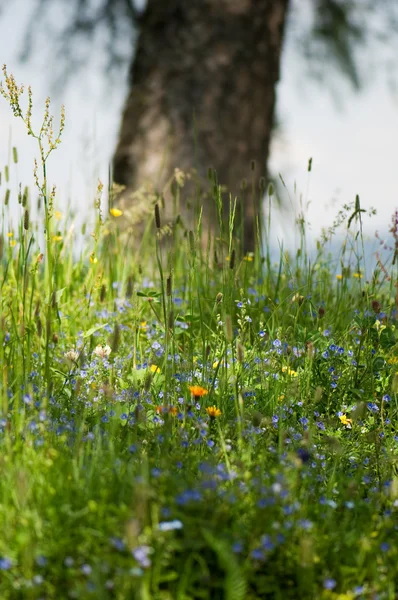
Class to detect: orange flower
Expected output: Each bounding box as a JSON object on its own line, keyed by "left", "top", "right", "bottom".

{"left": 189, "top": 385, "right": 208, "bottom": 398}
{"left": 206, "top": 406, "right": 222, "bottom": 418}
{"left": 155, "top": 405, "right": 178, "bottom": 416}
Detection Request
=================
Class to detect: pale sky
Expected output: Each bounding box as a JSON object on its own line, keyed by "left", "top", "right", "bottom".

{"left": 0, "top": 0, "right": 397, "bottom": 259}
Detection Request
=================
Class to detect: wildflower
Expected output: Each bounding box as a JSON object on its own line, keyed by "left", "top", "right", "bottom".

{"left": 281, "top": 366, "right": 298, "bottom": 377}
{"left": 54, "top": 211, "right": 63, "bottom": 219}
{"left": 206, "top": 406, "right": 222, "bottom": 418}
{"left": 93, "top": 344, "right": 111, "bottom": 359}
{"left": 353, "top": 272, "right": 362, "bottom": 279}
{"left": 132, "top": 545, "right": 152, "bottom": 568}
{"left": 89, "top": 253, "right": 98, "bottom": 264}
{"left": 323, "top": 578, "right": 336, "bottom": 590}
{"left": 189, "top": 385, "right": 208, "bottom": 399}
{"left": 339, "top": 414, "right": 352, "bottom": 428}
{"left": 158, "top": 520, "right": 183, "bottom": 532}
{"left": 0, "top": 557, "right": 12, "bottom": 570}
{"left": 336, "top": 274, "right": 343, "bottom": 280}
{"left": 52, "top": 235, "right": 63, "bottom": 242}
{"left": 81, "top": 564, "right": 92, "bottom": 576}
{"left": 64, "top": 349, "right": 79, "bottom": 362}
{"left": 150, "top": 364, "right": 160, "bottom": 373}
{"left": 110, "top": 208, "right": 123, "bottom": 217}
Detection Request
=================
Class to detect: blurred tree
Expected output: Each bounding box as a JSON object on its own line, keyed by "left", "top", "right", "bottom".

{"left": 13, "top": 0, "right": 398, "bottom": 250}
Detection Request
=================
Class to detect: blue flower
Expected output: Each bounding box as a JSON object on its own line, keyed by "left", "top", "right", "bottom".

{"left": 158, "top": 520, "right": 183, "bottom": 532}
{"left": 0, "top": 557, "right": 12, "bottom": 570}
{"left": 323, "top": 578, "right": 336, "bottom": 590}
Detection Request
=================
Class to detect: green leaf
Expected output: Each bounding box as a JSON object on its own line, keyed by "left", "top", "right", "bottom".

{"left": 202, "top": 530, "right": 247, "bottom": 600}
{"left": 83, "top": 323, "right": 109, "bottom": 338}
{"left": 380, "top": 327, "right": 395, "bottom": 349}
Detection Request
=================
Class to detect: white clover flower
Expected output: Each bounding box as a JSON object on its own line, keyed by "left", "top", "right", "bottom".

{"left": 64, "top": 349, "right": 79, "bottom": 362}
{"left": 93, "top": 344, "right": 111, "bottom": 359}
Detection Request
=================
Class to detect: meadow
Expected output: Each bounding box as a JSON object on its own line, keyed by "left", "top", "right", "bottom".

{"left": 1, "top": 68, "right": 398, "bottom": 599}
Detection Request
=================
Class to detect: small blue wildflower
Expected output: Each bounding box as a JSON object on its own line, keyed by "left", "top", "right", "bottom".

{"left": 367, "top": 402, "right": 379, "bottom": 413}
{"left": 273, "top": 339, "right": 281, "bottom": 348}
{"left": 132, "top": 545, "right": 152, "bottom": 568}
{"left": 158, "top": 520, "right": 183, "bottom": 532}
{"left": 323, "top": 578, "right": 336, "bottom": 590}
{"left": 81, "top": 564, "right": 92, "bottom": 576}
{"left": 251, "top": 548, "right": 264, "bottom": 560}
{"left": 0, "top": 557, "right": 12, "bottom": 570}
{"left": 316, "top": 421, "right": 325, "bottom": 431}
{"left": 232, "top": 541, "right": 243, "bottom": 553}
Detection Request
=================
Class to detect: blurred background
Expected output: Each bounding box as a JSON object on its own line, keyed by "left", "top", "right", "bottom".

{"left": 0, "top": 0, "right": 397, "bottom": 263}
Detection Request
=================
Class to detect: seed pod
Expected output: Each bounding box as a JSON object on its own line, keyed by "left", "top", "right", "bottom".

{"left": 225, "top": 315, "right": 233, "bottom": 342}
{"left": 154, "top": 203, "right": 161, "bottom": 229}
{"left": 229, "top": 249, "right": 235, "bottom": 270}
{"left": 143, "top": 372, "right": 152, "bottom": 392}
{"left": 168, "top": 309, "right": 174, "bottom": 330}
{"left": 23, "top": 209, "right": 29, "bottom": 231}
{"left": 112, "top": 323, "right": 120, "bottom": 354}
{"left": 100, "top": 284, "right": 106, "bottom": 302}
{"left": 166, "top": 274, "right": 172, "bottom": 296}
{"left": 237, "top": 341, "right": 244, "bottom": 363}
{"left": 126, "top": 275, "right": 134, "bottom": 298}
{"left": 52, "top": 333, "right": 59, "bottom": 344}
{"left": 36, "top": 317, "right": 42, "bottom": 338}
{"left": 22, "top": 186, "right": 28, "bottom": 207}
{"left": 216, "top": 292, "right": 223, "bottom": 304}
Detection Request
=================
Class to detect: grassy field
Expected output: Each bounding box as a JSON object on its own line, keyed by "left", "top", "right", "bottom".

{"left": 2, "top": 68, "right": 398, "bottom": 600}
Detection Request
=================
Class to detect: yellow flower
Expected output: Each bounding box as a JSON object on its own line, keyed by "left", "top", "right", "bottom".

{"left": 90, "top": 253, "right": 98, "bottom": 264}
{"left": 140, "top": 321, "right": 147, "bottom": 331}
{"left": 339, "top": 414, "right": 352, "bottom": 428}
{"left": 189, "top": 385, "right": 208, "bottom": 398}
{"left": 110, "top": 208, "right": 123, "bottom": 217}
{"left": 54, "top": 211, "right": 63, "bottom": 219}
{"left": 206, "top": 406, "right": 222, "bottom": 418}
{"left": 52, "top": 235, "right": 63, "bottom": 242}
{"left": 150, "top": 364, "right": 160, "bottom": 373}
{"left": 281, "top": 366, "right": 298, "bottom": 377}
{"left": 353, "top": 272, "right": 362, "bottom": 279}
{"left": 9, "top": 240, "right": 16, "bottom": 247}
{"left": 7, "top": 232, "right": 13, "bottom": 238}
{"left": 243, "top": 253, "right": 254, "bottom": 262}
{"left": 336, "top": 274, "right": 343, "bottom": 280}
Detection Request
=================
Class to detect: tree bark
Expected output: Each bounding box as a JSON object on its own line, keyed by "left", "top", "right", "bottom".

{"left": 113, "top": 0, "right": 289, "bottom": 251}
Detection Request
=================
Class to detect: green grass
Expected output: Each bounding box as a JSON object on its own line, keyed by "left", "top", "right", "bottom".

{"left": 1, "top": 68, "right": 398, "bottom": 600}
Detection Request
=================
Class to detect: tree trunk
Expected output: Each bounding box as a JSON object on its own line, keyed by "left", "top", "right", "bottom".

{"left": 113, "top": 0, "right": 289, "bottom": 252}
